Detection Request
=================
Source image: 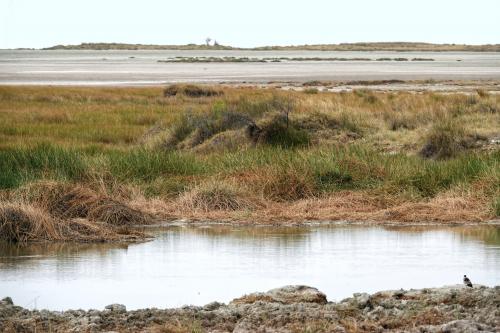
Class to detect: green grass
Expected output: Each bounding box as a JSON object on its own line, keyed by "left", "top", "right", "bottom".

{"left": 2, "top": 142, "right": 497, "bottom": 202}
{"left": 0, "top": 144, "right": 87, "bottom": 189}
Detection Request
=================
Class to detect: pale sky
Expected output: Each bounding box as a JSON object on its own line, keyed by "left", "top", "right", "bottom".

{"left": 1, "top": 0, "right": 499, "bottom": 49}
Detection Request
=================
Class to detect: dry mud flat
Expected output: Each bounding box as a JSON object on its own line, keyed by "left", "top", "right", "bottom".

{"left": 1, "top": 285, "right": 498, "bottom": 333}
{"left": 2, "top": 50, "right": 500, "bottom": 86}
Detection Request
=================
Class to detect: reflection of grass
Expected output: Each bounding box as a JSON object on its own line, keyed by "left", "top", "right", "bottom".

{"left": 494, "top": 197, "right": 500, "bottom": 217}
{"left": 455, "top": 226, "right": 500, "bottom": 246}
{"left": 0, "top": 240, "right": 129, "bottom": 261}
{"left": 383, "top": 225, "right": 500, "bottom": 246}
{"left": 0, "top": 85, "right": 499, "bottom": 227}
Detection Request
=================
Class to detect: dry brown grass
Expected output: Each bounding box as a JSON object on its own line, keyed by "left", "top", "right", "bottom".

{"left": 0, "top": 202, "right": 144, "bottom": 243}
{"left": 18, "top": 182, "right": 151, "bottom": 226}
{"left": 0, "top": 203, "right": 64, "bottom": 242}
{"left": 177, "top": 181, "right": 256, "bottom": 212}
{"left": 127, "top": 187, "right": 494, "bottom": 225}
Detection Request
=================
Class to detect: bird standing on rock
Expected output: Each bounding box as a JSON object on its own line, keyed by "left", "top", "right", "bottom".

{"left": 463, "top": 275, "right": 473, "bottom": 288}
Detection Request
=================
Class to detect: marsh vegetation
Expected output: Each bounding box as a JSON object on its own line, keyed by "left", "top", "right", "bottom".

{"left": 0, "top": 85, "right": 498, "bottom": 241}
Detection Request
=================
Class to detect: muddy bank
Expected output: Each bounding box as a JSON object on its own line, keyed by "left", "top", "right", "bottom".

{"left": 0, "top": 285, "right": 498, "bottom": 332}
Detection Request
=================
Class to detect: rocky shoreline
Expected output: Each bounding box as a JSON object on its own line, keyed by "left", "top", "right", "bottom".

{"left": 1, "top": 285, "right": 498, "bottom": 333}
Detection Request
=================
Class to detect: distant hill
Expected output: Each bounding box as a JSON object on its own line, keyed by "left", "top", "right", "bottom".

{"left": 42, "top": 42, "right": 500, "bottom": 52}
{"left": 43, "top": 43, "right": 234, "bottom": 51}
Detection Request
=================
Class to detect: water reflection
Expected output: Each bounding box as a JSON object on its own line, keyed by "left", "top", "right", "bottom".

{"left": 0, "top": 224, "right": 498, "bottom": 310}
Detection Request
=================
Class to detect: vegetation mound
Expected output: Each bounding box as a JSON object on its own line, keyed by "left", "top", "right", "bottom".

{"left": 164, "top": 84, "right": 222, "bottom": 98}
{"left": 28, "top": 182, "right": 151, "bottom": 226}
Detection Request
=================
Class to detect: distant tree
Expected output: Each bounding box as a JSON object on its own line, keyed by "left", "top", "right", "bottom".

{"left": 205, "top": 38, "right": 212, "bottom": 46}
{"left": 214, "top": 40, "right": 220, "bottom": 47}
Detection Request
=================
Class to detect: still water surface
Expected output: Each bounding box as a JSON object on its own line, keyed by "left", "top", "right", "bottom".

{"left": 0, "top": 225, "right": 499, "bottom": 310}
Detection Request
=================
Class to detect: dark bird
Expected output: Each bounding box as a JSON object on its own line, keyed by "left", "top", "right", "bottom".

{"left": 463, "top": 275, "right": 473, "bottom": 288}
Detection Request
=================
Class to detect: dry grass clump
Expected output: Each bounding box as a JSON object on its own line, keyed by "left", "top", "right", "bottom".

{"left": 36, "top": 183, "right": 97, "bottom": 219}
{"left": 261, "top": 169, "right": 315, "bottom": 201}
{"left": 0, "top": 203, "right": 64, "bottom": 242}
{"left": 178, "top": 181, "right": 254, "bottom": 211}
{"left": 88, "top": 201, "right": 149, "bottom": 226}
{"left": 19, "top": 182, "right": 150, "bottom": 226}
{"left": 163, "top": 84, "right": 222, "bottom": 98}
{"left": 0, "top": 202, "right": 145, "bottom": 243}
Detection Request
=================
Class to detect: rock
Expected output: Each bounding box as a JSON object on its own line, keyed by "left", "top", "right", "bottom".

{"left": 104, "top": 304, "right": 126, "bottom": 313}
{"left": 231, "top": 285, "right": 327, "bottom": 305}
{"left": 0, "top": 285, "right": 498, "bottom": 332}
{"left": 350, "top": 292, "right": 371, "bottom": 309}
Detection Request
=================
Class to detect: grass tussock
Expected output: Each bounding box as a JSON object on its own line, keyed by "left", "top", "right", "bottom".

{"left": 248, "top": 114, "right": 311, "bottom": 148}
{"left": 24, "top": 182, "right": 151, "bottom": 226}
{"left": 419, "top": 120, "right": 486, "bottom": 159}
{"left": 178, "top": 182, "right": 254, "bottom": 211}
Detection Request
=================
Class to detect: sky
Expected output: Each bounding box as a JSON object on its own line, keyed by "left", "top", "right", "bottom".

{"left": 1, "top": 0, "right": 499, "bottom": 49}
